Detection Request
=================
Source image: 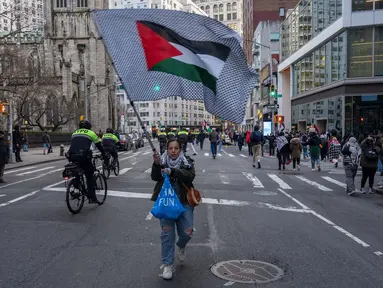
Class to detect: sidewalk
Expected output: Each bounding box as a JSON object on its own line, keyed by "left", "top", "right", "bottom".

{"left": 5, "top": 146, "right": 70, "bottom": 171}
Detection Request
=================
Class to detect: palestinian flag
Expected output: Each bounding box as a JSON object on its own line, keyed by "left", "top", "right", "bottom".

{"left": 137, "top": 21, "right": 230, "bottom": 94}
{"left": 92, "top": 9, "right": 257, "bottom": 123}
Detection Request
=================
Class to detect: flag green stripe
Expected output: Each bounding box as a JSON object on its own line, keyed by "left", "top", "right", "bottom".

{"left": 150, "top": 58, "right": 216, "bottom": 94}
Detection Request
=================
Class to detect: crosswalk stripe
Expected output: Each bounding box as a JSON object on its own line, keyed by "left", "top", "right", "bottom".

{"left": 4, "top": 166, "right": 37, "bottom": 175}
{"left": 218, "top": 153, "right": 222, "bottom": 157}
{"left": 295, "top": 176, "right": 333, "bottom": 191}
{"left": 240, "top": 154, "right": 247, "bottom": 158}
{"left": 204, "top": 153, "right": 209, "bottom": 156}
{"left": 267, "top": 174, "right": 292, "bottom": 189}
{"left": 228, "top": 154, "right": 235, "bottom": 157}
{"left": 144, "top": 168, "right": 152, "bottom": 173}
{"left": 242, "top": 172, "right": 264, "bottom": 188}
{"left": 142, "top": 151, "right": 151, "bottom": 155}
{"left": 219, "top": 174, "right": 230, "bottom": 184}
{"left": 16, "top": 166, "right": 55, "bottom": 176}
{"left": 322, "top": 176, "right": 347, "bottom": 188}
{"left": 119, "top": 168, "right": 133, "bottom": 175}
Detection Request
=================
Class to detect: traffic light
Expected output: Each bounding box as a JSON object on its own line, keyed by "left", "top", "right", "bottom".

{"left": 270, "top": 85, "right": 276, "bottom": 97}
{"left": 360, "top": 117, "right": 364, "bottom": 122}
{"left": 274, "top": 115, "right": 284, "bottom": 123}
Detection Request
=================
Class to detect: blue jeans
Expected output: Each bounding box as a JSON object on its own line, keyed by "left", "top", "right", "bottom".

{"left": 311, "top": 156, "right": 320, "bottom": 169}
{"left": 303, "top": 146, "right": 308, "bottom": 158}
{"left": 211, "top": 142, "right": 217, "bottom": 156}
{"left": 160, "top": 204, "right": 194, "bottom": 265}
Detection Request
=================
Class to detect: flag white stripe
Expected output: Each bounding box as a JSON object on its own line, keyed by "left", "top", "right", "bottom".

{"left": 170, "top": 42, "right": 224, "bottom": 79}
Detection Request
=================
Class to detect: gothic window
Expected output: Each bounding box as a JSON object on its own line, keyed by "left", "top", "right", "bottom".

{"left": 205, "top": 5, "right": 210, "bottom": 14}
{"left": 46, "top": 96, "right": 59, "bottom": 125}
{"left": 219, "top": 4, "right": 223, "bottom": 13}
{"left": 213, "top": 4, "right": 218, "bottom": 13}
{"left": 77, "top": 0, "right": 88, "bottom": 7}
{"left": 56, "top": 0, "right": 67, "bottom": 8}
{"left": 232, "top": 2, "right": 237, "bottom": 11}
{"left": 227, "top": 3, "right": 231, "bottom": 11}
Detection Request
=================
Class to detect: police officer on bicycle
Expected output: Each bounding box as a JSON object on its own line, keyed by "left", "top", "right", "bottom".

{"left": 102, "top": 128, "right": 119, "bottom": 167}
{"left": 158, "top": 128, "right": 167, "bottom": 155}
{"left": 67, "top": 120, "right": 105, "bottom": 204}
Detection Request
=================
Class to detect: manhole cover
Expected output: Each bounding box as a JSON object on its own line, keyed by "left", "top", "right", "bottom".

{"left": 211, "top": 260, "right": 284, "bottom": 284}
{"left": 253, "top": 191, "right": 278, "bottom": 196}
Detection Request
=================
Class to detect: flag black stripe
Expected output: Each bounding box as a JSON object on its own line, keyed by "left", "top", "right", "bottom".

{"left": 138, "top": 21, "right": 230, "bottom": 62}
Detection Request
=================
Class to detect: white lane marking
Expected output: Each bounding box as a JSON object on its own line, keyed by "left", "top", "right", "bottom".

{"left": 144, "top": 168, "right": 152, "bottom": 173}
{"left": 145, "top": 212, "right": 153, "bottom": 220}
{"left": 16, "top": 166, "right": 55, "bottom": 176}
{"left": 268, "top": 174, "right": 292, "bottom": 189}
{"left": 143, "top": 151, "right": 151, "bottom": 155}
{"left": 0, "top": 168, "right": 63, "bottom": 189}
{"left": 278, "top": 188, "right": 370, "bottom": 248}
{"left": 219, "top": 174, "right": 230, "bottom": 184}
{"left": 222, "top": 149, "right": 229, "bottom": 155}
{"left": 43, "top": 179, "right": 66, "bottom": 190}
{"left": 374, "top": 251, "right": 383, "bottom": 256}
{"left": 217, "top": 153, "right": 222, "bottom": 157}
{"left": 322, "top": 176, "right": 347, "bottom": 188}
{"left": 259, "top": 202, "right": 310, "bottom": 213}
{"left": 203, "top": 198, "right": 249, "bottom": 206}
{"left": 120, "top": 155, "right": 136, "bottom": 161}
{"left": 0, "top": 190, "right": 39, "bottom": 207}
{"left": 240, "top": 154, "right": 247, "bottom": 158}
{"left": 0, "top": 194, "right": 5, "bottom": 197}
{"left": 204, "top": 153, "right": 209, "bottom": 156}
{"left": 131, "top": 162, "right": 137, "bottom": 165}
{"left": 4, "top": 166, "right": 37, "bottom": 174}
{"left": 295, "top": 176, "right": 333, "bottom": 192}
{"left": 202, "top": 169, "right": 206, "bottom": 173}
{"left": 224, "top": 282, "right": 235, "bottom": 287}
{"left": 119, "top": 167, "right": 133, "bottom": 175}
{"left": 242, "top": 172, "right": 264, "bottom": 188}
{"left": 228, "top": 154, "right": 235, "bottom": 157}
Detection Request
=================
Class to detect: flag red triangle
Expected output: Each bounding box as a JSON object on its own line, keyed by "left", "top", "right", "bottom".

{"left": 136, "top": 22, "right": 182, "bottom": 70}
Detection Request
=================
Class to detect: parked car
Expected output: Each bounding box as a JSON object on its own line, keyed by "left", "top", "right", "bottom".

{"left": 117, "top": 134, "right": 130, "bottom": 151}
{"left": 128, "top": 133, "right": 144, "bottom": 149}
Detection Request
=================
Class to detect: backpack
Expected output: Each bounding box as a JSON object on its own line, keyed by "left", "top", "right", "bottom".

{"left": 365, "top": 147, "right": 379, "bottom": 160}
{"left": 251, "top": 131, "right": 262, "bottom": 144}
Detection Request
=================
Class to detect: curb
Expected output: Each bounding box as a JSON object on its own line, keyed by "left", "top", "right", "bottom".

{"left": 5, "top": 157, "right": 67, "bottom": 171}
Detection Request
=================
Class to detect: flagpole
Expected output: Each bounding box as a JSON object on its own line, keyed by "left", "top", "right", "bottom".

{"left": 128, "top": 98, "right": 156, "bottom": 152}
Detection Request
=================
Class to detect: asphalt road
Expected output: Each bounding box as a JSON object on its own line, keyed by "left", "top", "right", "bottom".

{"left": 1, "top": 140, "right": 383, "bottom": 287}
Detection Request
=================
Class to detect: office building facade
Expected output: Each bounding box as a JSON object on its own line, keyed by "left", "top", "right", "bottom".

{"left": 278, "top": 0, "right": 383, "bottom": 136}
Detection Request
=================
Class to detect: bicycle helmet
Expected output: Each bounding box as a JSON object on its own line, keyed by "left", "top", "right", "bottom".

{"left": 106, "top": 128, "right": 114, "bottom": 133}
{"left": 79, "top": 120, "right": 92, "bottom": 129}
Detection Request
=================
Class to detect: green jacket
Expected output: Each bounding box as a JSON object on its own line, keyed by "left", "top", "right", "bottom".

{"left": 151, "top": 156, "right": 195, "bottom": 204}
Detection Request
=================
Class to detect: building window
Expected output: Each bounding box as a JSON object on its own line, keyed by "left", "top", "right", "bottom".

{"left": 227, "top": 3, "right": 231, "bottom": 11}
{"left": 205, "top": 5, "right": 210, "bottom": 14}
{"left": 219, "top": 3, "right": 223, "bottom": 12}
{"left": 352, "top": 0, "right": 373, "bottom": 11}
{"left": 56, "top": 0, "right": 67, "bottom": 8}
{"left": 348, "top": 28, "right": 373, "bottom": 78}
{"left": 219, "top": 14, "right": 223, "bottom": 21}
{"left": 227, "top": 13, "right": 231, "bottom": 20}
{"left": 377, "top": 0, "right": 383, "bottom": 9}
{"left": 200, "top": 6, "right": 204, "bottom": 10}
{"left": 232, "top": 12, "right": 237, "bottom": 20}
{"left": 213, "top": 4, "right": 217, "bottom": 13}
{"left": 375, "top": 26, "right": 383, "bottom": 76}
{"left": 214, "top": 15, "right": 218, "bottom": 20}
{"left": 232, "top": 2, "right": 237, "bottom": 10}
{"left": 77, "top": 0, "right": 87, "bottom": 7}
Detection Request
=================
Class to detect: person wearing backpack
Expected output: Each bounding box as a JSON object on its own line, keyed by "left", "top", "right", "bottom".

{"left": 246, "top": 130, "right": 252, "bottom": 156}
{"left": 250, "top": 125, "right": 264, "bottom": 168}
{"left": 360, "top": 136, "right": 380, "bottom": 194}
{"left": 342, "top": 136, "right": 361, "bottom": 196}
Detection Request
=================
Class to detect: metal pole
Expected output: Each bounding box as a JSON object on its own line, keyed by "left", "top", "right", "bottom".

{"left": 8, "top": 98, "right": 13, "bottom": 163}
{"left": 129, "top": 99, "right": 156, "bottom": 151}
{"left": 269, "top": 46, "right": 274, "bottom": 135}
{"left": 84, "top": 73, "right": 88, "bottom": 120}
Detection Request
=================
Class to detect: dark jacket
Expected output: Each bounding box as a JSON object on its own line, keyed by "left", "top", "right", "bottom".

{"left": 151, "top": 156, "right": 195, "bottom": 204}
{"left": 197, "top": 131, "right": 205, "bottom": 142}
{"left": 360, "top": 139, "right": 380, "bottom": 168}
{"left": 0, "top": 135, "right": 9, "bottom": 165}
{"left": 307, "top": 134, "right": 321, "bottom": 157}
{"left": 209, "top": 130, "right": 219, "bottom": 143}
{"left": 12, "top": 130, "right": 23, "bottom": 148}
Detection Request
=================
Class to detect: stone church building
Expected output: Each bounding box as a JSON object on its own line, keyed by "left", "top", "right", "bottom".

{"left": 1, "top": 0, "right": 117, "bottom": 132}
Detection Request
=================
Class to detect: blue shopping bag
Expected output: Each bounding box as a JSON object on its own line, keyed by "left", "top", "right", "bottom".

{"left": 151, "top": 174, "right": 186, "bottom": 220}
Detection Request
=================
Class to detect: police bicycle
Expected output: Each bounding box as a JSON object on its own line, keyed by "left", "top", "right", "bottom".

{"left": 63, "top": 153, "right": 107, "bottom": 214}
{"left": 102, "top": 151, "right": 120, "bottom": 179}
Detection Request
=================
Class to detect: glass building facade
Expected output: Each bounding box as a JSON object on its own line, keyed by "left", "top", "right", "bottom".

{"left": 281, "top": 0, "right": 343, "bottom": 61}
{"left": 352, "top": 0, "right": 383, "bottom": 11}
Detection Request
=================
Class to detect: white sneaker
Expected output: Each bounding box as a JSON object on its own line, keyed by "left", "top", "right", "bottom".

{"left": 369, "top": 188, "right": 374, "bottom": 194}
{"left": 361, "top": 188, "right": 366, "bottom": 194}
{"left": 177, "top": 248, "right": 186, "bottom": 262}
{"left": 293, "top": 168, "right": 296, "bottom": 171}
{"left": 297, "top": 165, "right": 300, "bottom": 171}
{"left": 161, "top": 265, "right": 174, "bottom": 280}
{"left": 312, "top": 168, "right": 315, "bottom": 172}
{"left": 348, "top": 190, "right": 355, "bottom": 196}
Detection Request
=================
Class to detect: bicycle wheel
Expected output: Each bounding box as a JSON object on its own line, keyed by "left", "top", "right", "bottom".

{"left": 66, "top": 179, "right": 85, "bottom": 214}
{"left": 102, "top": 164, "right": 110, "bottom": 179}
{"left": 94, "top": 172, "right": 107, "bottom": 204}
{"left": 113, "top": 160, "right": 120, "bottom": 176}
